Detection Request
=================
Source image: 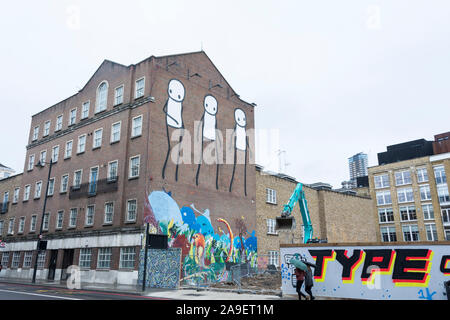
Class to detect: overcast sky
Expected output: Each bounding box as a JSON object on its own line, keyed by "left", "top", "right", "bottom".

{"left": 1, "top": 0, "right": 449, "bottom": 188}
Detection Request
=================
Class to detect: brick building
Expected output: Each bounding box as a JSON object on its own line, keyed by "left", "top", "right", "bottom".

{"left": 0, "top": 51, "right": 257, "bottom": 285}
{"left": 368, "top": 140, "right": 450, "bottom": 243}
{"left": 255, "top": 165, "right": 376, "bottom": 268}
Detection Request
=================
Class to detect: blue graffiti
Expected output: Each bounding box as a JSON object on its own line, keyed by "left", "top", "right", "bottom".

{"left": 418, "top": 288, "right": 436, "bottom": 300}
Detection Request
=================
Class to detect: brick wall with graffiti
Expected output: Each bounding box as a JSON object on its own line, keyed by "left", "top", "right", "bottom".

{"left": 281, "top": 243, "right": 450, "bottom": 300}
{"left": 144, "top": 190, "right": 258, "bottom": 284}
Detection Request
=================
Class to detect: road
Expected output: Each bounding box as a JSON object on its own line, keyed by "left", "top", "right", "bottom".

{"left": 0, "top": 282, "right": 166, "bottom": 300}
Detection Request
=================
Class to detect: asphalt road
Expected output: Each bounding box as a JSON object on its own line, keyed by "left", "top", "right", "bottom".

{"left": 0, "top": 282, "right": 166, "bottom": 300}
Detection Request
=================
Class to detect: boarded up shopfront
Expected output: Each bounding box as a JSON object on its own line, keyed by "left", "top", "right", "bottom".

{"left": 280, "top": 242, "right": 450, "bottom": 300}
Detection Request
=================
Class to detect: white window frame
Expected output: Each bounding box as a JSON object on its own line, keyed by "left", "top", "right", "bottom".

{"left": 23, "top": 251, "right": 33, "bottom": 268}
{"left": 437, "top": 184, "right": 450, "bottom": 204}
{"left": 93, "top": 128, "right": 103, "bottom": 149}
{"left": 13, "top": 187, "right": 20, "bottom": 204}
{"left": 40, "top": 150, "right": 47, "bottom": 165}
{"left": 32, "top": 126, "right": 39, "bottom": 141}
{"left": 378, "top": 207, "right": 394, "bottom": 224}
{"left": 402, "top": 224, "right": 420, "bottom": 242}
{"left": 135, "top": 77, "right": 145, "bottom": 99}
{"left": 56, "top": 115, "right": 63, "bottom": 131}
{"left": 11, "top": 252, "right": 20, "bottom": 268}
{"left": 56, "top": 210, "right": 64, "bottom": 230}
{"left": 60, "top": 174, "right": 69, "bottom": 193}
{"left": 8, "top": 218, "right": 15, "bottom": 235}
{"left": 119, "top": 247, "right": 136, "bottom": 269}
{"left": 419, "top": 184, "right": 432, "bottom": 201}
{"left": 18, "top": 217, "right": 25, "bottom": 234}
{"left": 44, "top": 120, "right": 51, "bottom": 137}
{"left": 77, "top": 134, "right": 87, "bottom": 154}
{"left": 425, "top": 223, "right": 438, "bottom": 241}
{"left": 65, "top": 140, "right": 73, "bottom": 159}
{"left": 88, "top": 166, "right": 99, "bottom": 195}
{"left": 267, "top": 218, "right": 277, "bottom": 235}
{"left": 30, "top": 215, "right": 37, "bottom": 232}
{"left": 24, "top": 185, "right": 31, "bottom": 201}
{"left": 81, "top": 101, "right": 90, "bottom": 119}
{"left": 37, "top": 251, "right": 46, "bottom": 269}
{"left": 266, "top": 188, "right": 277, "bottom": 204}
{"left": 0, "top": 220, "right": 4, "bottom": 236}
{"left": 129, "top": 155, "right": 140, "bottom": 179}
{"left": 35, "top": 181, "right": 43, "bottom": 199}
{"left": 43, "top": 212, "right": 50, "bottom": 231}
{"left": 268, "top": 250, "right": 279, "bottom": 268}
{"left": 104, "top": 202, "right": 114, "bottom": 224}
{"left": 395, "top": 170, "right": 412, "bottom": 186}
{"left": 97, "top": 248, "right": 112, "bottom": 269}
{"left": 73, "top": 170, "right": 83, "bottom": 189}
{"left": 131, "top": 115, "right": 143, "bottom": 138}
{"left": 52, "top": 145, "right": 59, "bottom": 163}
{"left": 397, "top": 187, "right": 414, "bottom": 203}
{"left": 28, "top": 154, "right": 35, "bottom": 171}
{"left": 434, "top": 165, "right": 447, "bottom": 185}
{"left": 376, "top": 190, "right": 392, "bottom": 206}
{"left": 86, "top": 205, "right": 95, "bottom": 226}
{"left": 69, "top": 208, "right": 78, "bottom": 228}
{"left": 48, "top": 177, "right": 55, "bottom": 196}
{"left": 126, "top": 199, "right": 137, "bottom": 222}
{"left": 96, "top": 81, "right": 108, "bottom": 113}
{"left": 416, "top": 167, "right": 428, "bottom": 183}
{"left": 374, "top": 174, "right": 390, "bottom": 189}
{"left": 107, "top": 160, "right": 118, "bottom": 182}
{"left": 400, "top": 205, "right": 417, "bottom": 222}
{"left": 114, "top": 85, "right": 124, "bottom": 106}
{"left": 422, "top": 203, "right": 435, "bottom": 221}
{"left": 111, "top": 121, "right": 121, "bottom": 143}
{"left": 79, "top": 248, "right": 92, "bottom": 269}
{"left": 69, "top": 108, "right": 77, "bottom": 126}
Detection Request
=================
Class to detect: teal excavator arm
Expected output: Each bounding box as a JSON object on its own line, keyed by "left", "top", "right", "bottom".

{"left": 276, "top": 183, "right": 313, "bottom": 244}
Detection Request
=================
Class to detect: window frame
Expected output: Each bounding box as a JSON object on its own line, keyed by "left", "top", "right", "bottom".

{"left": 114, "top": 84, "right": 124, "bottom": 106}
{"left": 129, "top": 155, "right": 140, "bottom": 179}
{"left": 69, "top": 108, "right": 77, "bottom": 126}
{"left": 126, "top": 199, "right": 137, "bottom": 222}
{"left": 77, "top": 134, "right": 87, "bottom": 154}
{"left": 55, "top": 115, "right": 63, "bottom": 132}
{"left": 81, "top": 101, "right": 90, "bottom": 120}
{"left": 131, "top": 115, "right": 143, "bottom": 138}
{"left": 110, "top": 121, "right": 121, "bottom": 143}
{"left": 93, "top": 128, "right": 103, "bottom": 149}
{"left": 95, "top": 81, "right": 109, "bottom": 114}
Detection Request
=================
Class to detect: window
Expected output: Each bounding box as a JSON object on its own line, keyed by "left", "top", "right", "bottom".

{"left": 69, "top": 108, "right": 77, "bottom": 126}
{"left": 89, "top": 167, "right": 98, "bottom": 195}
{"left": 378, "top": 207, "right": 394, "bottom": 223}
{"left": 402, "top": 225, "right": 420, "bottom": 242}
{"left": 267, "top": 219, "right": 277, "bottom": 235}
{"left": 32, "top": 126, "right": 39, "bottom": 141}
{"left": 374, "top": 174, "right": 390, "bottom": 189}
{"left": 73, "top": 170, "right": 82, "bottom": 189}
{"left": 416, "top": 167, "right": 428, "bottom": 183}
{"left": 81, "top": 101, "right": 90, "bottom": 119}
{"left": 97, "top": 248, "right": 112, "bottom": 269}
{"left": 56, "top": 115, "right": 63, "bottom": 131}
{"left": 395, "top": 170, "right": 412, "bottom": 186}
{"left": 268, "top": 251, "right": 279, "bottom": 267}
{"left": 93, "top": 129, "right": 103, "bottom": 149}
{"left": 18, "top": 217, "right": 25, "bottom": 233}
{"left": 0, "top": 221, "right": 3, "bottom": 236}
{"left": 425, "top": 223, "right": 438, "bottom": 241}
{"left": 69, "top": 208, "right": 78, "bottom": 228}
{"left": 56, "top": 211, "right": 64, "bottom": 229}
{"left": 35, "top": 181, "right": 42, "bottom": 199}
{"left": 61, "top": 174, "right": 69, "bottom": 193}
{"left": 266, "top": 188, "right": 277, "bottom": 204}
{"left": 52, "top": 145, "right": 59, "bottom": 162}
{"left": 132, "top": 115, "right": 143, "bottom": 137}
{"left": 44, "top": 121, "right": 51, "bottom": 137}
{"left": 100, "top": 202, "right": 113, "bottom": 224}
{"left": 422, "top": 204, "right": 435, "bottom": 220}
{"left": 111, "top": 122, "right": 121, "bottom": 143}
{"left": 129, "top": 156, "right": 140, "bottom": 178}
{"left": 434, "top": 166, "right": 447, "bottom": 185}
{"left": 400, "top": 206, "right": 417, "bottom": 221}
{"left": 24, "top": 185, "right": 31, "bottom": 201}
{"left": 419, "top": 185, "right": 431, "bottom": 201}
{"left": 114, "top": 85, "right": 124, "bottom": 105}
{"left": 40, "top": 150, "right": 47, "bottom": 165}
{"left": 77, "top": 134, "right": 86, "bottom": 154}
{"left": 135, "top": 78, "right": 145, "bottom": 98}
{"left": 13, "top": 188, "right": 19, "bottom": 203}
{"left": 43, "top": 213, "right": 50, "bottom": 231}
{"left": 23, "top": 252, "right": 33, "bottom": 268}
{"left": 79, "top": 248, "right": 92, "bottom": 268}
{"left": 12, "top": 252, "right": 20, "bottom": 268}
{"left": 126, "top": 200, "right": 137, "bottom": 222}
{"left": 86, "top": 205, "right": 95, "bottom": 226}
{"left": 96, "top": 82, "right": 108, "bottom": 113}
{"left": 48, "top": 178, "right": 55, "bottom": 196}
{"left": 65, "top": 140, "right": 73, "bottom": 159}
{"left": 8, "top": 218, "right": 15, "bottom": 235}
{"left": 28, "top": 154, "right": 35, "bottom": 171}
{"left": 376, "top": 190, "right": 392, "bottom": 206}
{"left": 442, "top": 207, "right": 450, "bottom": 225}
{"left": 120, "top": 247, "right": 136, "bottom": 269}
{"left": 37, "top": 251, "right": 46, "bottom": 269}
{"left": 1, "top": 252, "right": 9, "bottom": 267}
{"left": 108, "top": 161, "right": 118, "bottom": 182}
{"left": 397, "top": 187, "right": 414, "bottom": 203}
{"left": 437, "top": 185, "right": 450, "bottom": 204}
{"left": 30, "top": 215, "right": 37, "bottom": 232}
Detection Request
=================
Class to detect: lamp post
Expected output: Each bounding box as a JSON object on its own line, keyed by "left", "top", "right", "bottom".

{"left": 32, "top": 159, "right": 53, "bottom": 283}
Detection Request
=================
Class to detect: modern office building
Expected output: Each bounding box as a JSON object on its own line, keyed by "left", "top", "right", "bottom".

{"left": 0, "top": 51, "right": 257, "bottom": 285}
{"left": 348, "top": 152, "right": 368, "bottom": 188}
{"left": 368, "top": 135, "right": 450, "bottom": 243}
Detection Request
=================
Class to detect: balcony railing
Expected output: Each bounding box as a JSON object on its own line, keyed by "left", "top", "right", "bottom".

{"left": 0, "top": 202, "right": 9, "bottom": 214}
{"left": 69, "top": 177, "right": 119, "bottom": 200}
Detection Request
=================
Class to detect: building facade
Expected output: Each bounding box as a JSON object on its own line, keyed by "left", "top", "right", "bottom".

{"left": 348, "top": 152, "right": 368, "bottom": 188}
{"left": 368, "top": 152, "right": 450, "bottom": 243}
{"left": 255, "top": 165, "right": 376, "bottom": 268}
{"left": 0, "top": 51, "right": 257, "bottom": 285}
{"left": 0, "top": 164, "right": 15, "bottom": 181}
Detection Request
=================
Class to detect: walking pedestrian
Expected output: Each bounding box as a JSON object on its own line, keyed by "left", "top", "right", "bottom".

{"left": 294, "top": 267, "right": 307, "bottom": 300}
{"left": 305, "top": 265, "right": 315, "bottom": 300}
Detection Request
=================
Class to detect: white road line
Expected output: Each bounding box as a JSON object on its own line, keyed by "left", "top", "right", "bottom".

{"left": 0, "top": 289, "right": 82, "bottom": 300}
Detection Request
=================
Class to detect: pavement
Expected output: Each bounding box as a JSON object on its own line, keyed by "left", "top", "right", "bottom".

{"left": 0, "top": 277, "right": 317, "bottom": 300}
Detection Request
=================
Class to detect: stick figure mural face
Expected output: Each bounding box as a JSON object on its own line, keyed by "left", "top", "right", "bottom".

{"left": 234, "top": 108, "right": 247, "bottom": 151}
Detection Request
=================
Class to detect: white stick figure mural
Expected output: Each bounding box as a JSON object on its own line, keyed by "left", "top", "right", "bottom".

{"left": 196, "top": 94, "right": 221, "bottom": 189}
{"left": 162, "top": 79, "right": 186, "bottom": 181}
{"left": 229, "top": 108, "right": 250, "bottom": 196}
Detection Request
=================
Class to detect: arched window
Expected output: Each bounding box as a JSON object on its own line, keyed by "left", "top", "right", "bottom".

{"left": 96, "top": 81, "right": 108, "bottom": 113}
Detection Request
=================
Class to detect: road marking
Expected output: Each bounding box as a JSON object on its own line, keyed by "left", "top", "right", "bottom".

{"left": 0, "top": 289, "right": 82, "bottom": 300}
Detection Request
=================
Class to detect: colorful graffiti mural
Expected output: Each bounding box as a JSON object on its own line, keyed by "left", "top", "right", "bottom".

{"left": 145, "top": 190, "right": 258, "bottom": 283}
{"left": 138, "top": 248, "right": 182, "bottom": 289}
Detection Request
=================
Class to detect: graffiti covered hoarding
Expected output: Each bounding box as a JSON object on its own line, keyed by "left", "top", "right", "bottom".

{"left": 281, "top": 243, "right": 450, "bottom": 300}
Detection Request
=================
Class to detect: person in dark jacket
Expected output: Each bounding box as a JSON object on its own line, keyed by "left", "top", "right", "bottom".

{"left": 294, "top": 267, "right": 307, "bottom": 300}
{"left": 304, "top": 265, "right": 315, "bottom": 300}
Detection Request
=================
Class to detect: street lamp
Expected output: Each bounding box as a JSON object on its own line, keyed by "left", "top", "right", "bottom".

{"left": 32, "top": 158, "right": 53, "bottom": 283}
